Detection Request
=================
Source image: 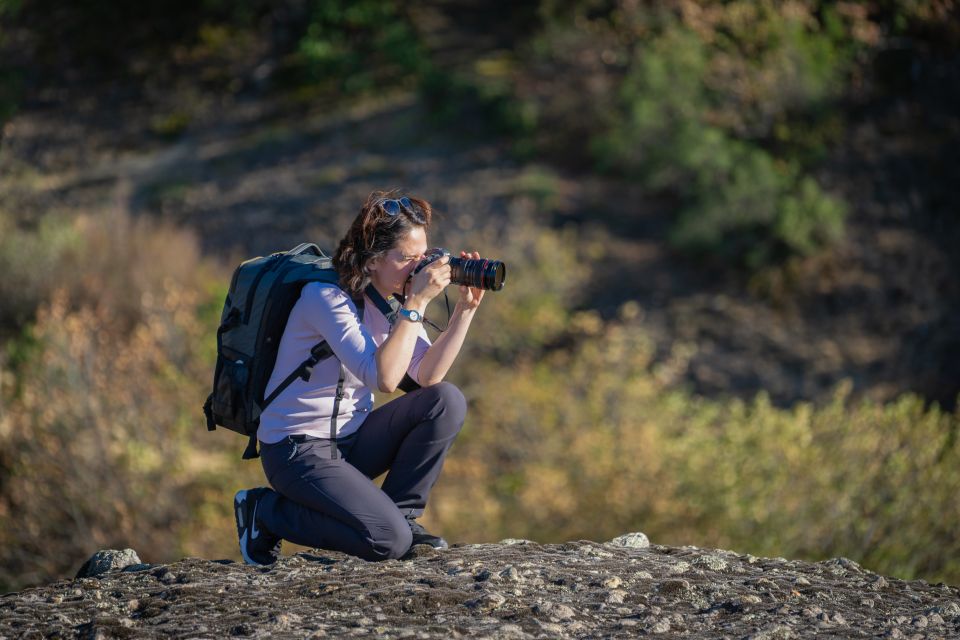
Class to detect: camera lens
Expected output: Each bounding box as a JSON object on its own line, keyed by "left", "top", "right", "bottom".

{"left": 449, "top": 256, "right": 506, "bottom": 291}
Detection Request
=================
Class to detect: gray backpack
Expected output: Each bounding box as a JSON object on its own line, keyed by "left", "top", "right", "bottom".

{"left": 203, "top": 243, "right": 344, "bottom": 460}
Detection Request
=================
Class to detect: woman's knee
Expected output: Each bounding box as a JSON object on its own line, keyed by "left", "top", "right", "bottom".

{"left": 423, "top": 381, "right": 467, "bottom": 427}
{"left": 367, "top": 517, "right": 413, "bottom": 560}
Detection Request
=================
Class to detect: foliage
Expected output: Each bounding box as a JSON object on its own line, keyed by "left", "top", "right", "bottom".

{"left": 291, "top": 0, "right": 428, "bottom": 98}
{"left": 0, "top": 207, "right": 255, "bottom": 593}
{"left": 436, "top": 316, "right": 960, "bottom": 585}
{"left": 516, "top": 1, "right": 857, "bottom": 268}
{"left": 0, "top": 204, "right": 957, "bottom": 591}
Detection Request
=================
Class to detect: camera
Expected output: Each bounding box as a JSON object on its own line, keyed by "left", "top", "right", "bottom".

{"left": 414, "top": 248, "right": 506, "bottom": 291}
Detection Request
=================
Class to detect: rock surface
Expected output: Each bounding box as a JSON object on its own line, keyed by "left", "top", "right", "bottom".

{"left": 3, "top": 536, "right": 959, "bottom": 639}
{"left": 74, "top": 549, "right": 144, "bottom": 579}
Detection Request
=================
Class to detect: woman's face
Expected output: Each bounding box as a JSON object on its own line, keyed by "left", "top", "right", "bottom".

{"left": 367, "top": 226, "right": 428, "bottom": 296}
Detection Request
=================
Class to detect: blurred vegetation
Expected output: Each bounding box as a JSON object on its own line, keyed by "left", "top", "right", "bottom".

{"left": 1, "top": 205, "right": 957, "bottom": 592}
{"left": 1, "top": 0, "right": 959, "bottom": 593}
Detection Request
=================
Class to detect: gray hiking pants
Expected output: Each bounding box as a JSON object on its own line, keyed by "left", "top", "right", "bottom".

{"left": 256, "top": 382, "right": 466, "bottom": 561}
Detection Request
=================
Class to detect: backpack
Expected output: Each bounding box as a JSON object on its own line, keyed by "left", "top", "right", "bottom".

{"left": 203, "top": 242, "right": 420, "bottom": 461}
{"left": 203, "top": 243, "right": 344, "bottom": 460}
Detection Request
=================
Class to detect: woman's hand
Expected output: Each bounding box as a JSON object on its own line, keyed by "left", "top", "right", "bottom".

{"left": 457, "top": 251, "right": 486, "bottom": 311}
{"left": 407, "top": 255, "right": 451, "bottom": 307}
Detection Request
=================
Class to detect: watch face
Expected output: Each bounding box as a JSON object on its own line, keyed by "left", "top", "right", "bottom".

{"left": 401, "top": 308, "right": 421, "bottom": 322}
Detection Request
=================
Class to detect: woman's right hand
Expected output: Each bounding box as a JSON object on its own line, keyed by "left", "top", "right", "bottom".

{"left": 406, "top": 255, "right": 451, "bottom": 307}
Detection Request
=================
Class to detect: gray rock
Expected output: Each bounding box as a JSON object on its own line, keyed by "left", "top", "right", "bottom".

{"left": 607, "top": 532, "right": 650, "bottom": 548}
{"left": 926, "top": 601, "right": 960, "bottom": 617}
{"left": 551, "top": 604, "right": 576, "bottom": 620}
{"left": 650, "top": 618, "right": 671, "bottom": 633}
{"left": 75, "top": 549, "right": 142, "bottom": 578}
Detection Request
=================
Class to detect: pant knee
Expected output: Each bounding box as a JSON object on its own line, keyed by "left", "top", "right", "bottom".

{"left": 369, "top": 519, "right": 413, "bottom": 560}
{"left": 424, "top": 382, "right": 466, "bottom": 429}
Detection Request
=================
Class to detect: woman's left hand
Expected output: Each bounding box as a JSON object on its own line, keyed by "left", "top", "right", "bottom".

{"left": 457, "top": 250, "right": 486, "bottom": 311}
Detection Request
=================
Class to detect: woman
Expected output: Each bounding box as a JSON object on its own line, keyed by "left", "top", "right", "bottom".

{"left": 233, "top": 191, "right": 483, "bottom": 564}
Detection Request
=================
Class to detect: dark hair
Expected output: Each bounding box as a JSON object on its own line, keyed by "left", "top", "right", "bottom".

{"left": 333, "top": 190, "right": 432, "bottom": 295}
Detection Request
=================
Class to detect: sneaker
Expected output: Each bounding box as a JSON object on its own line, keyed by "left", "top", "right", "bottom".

{"left": 407, "top": 518, "right": 449, "bottom": 549}
{"left": 234, "top": 488, "right": 282, "bottom": 565}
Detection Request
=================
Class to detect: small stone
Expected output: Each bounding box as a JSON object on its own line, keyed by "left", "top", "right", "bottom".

{"left": 608, "top": 532, "right": 650, "bottom": 548}
{"left": 499, "top": 566, "right": 522, "bottom": 582}
{"left": 498, "top": 538, "right": 534, "bottom": 545}
{"left": 602, "top": 576, "right": 622, "bottom": 589}
{"left": 650, "top": 618, "right": 671, "bottom": 634}
{"left": 473, "top": 568, "right": 492, "bottom": 582}
{"left": 693, "top": 555, "right": 728, "bottom": 571}
{"left": 860, "top": 598, "right": 876, "bottom": 608}
{"left": 497, "top": 624, "right": 525, "bottom": 638}
{"left": 927, "top": 613, "right": 945, "bottom": 625}
{"left": 270, "top": 612, "right": 302, "bottom": 630}
{"left": 793, "top": 577, "right": 811, "bottom": 586}
{"left": 884, "top": 629, "right": 904, "bottom": 639}
{"left": 868, "top": 576, "right": 889, "bottom": 591}
{"left": 467, "top": 591, "right": 506, "bottom": 613}
{"left": 536, "top": 621, "right": 565, "bottom": 634}
{"left": 740, "top": 594, "right": 763, "bottom": 605}
{"left": 75, "top": 549, "right": 142, "bottom": 578}
{"left": 551, "top": 604, "right": 575, "bottom": 620}
{"left": 746, "top": 624, "right": 794, "bottom": 639}
{"left": 607, "top": 590, "right": 626, "bottom": 604}
{"left": 618, "top": 618, "right": 640, "bottom": 628}
{"left": 911, "top": 615, "right": 927, "bottom": 629}
{"left": 667, "top": 561, "right": 691, "bottom": 575}
{"left": 634, "top": 571, "right": 653, "bottom": 580}
{"left": 927, "top": 602, "right": 960, "bottom": 617}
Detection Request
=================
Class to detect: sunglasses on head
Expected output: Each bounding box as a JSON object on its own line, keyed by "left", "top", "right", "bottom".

{"left": 378, "top": 197, "right": 413, "bottom": 216}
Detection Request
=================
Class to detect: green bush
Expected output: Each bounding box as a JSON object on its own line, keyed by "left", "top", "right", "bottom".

{"left": 506, "top": 2, "right": 861, "bottom": 269}
{"left": 589, "top": 14, "right": 849, "bottom": 267}
{"left": 294, "top": 0, "right": 427, "bottom": 97}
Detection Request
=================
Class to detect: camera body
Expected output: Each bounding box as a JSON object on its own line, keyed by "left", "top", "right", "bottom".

{"left": 413, "top": 248, "right": 506, "bottom": 291}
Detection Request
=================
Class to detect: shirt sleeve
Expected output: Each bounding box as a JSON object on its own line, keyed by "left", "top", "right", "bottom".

{"left": 303, "top": 283, "right": 380, "bottom": 389}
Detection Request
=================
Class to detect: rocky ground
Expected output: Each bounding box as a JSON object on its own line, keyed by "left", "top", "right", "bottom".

{"left": 2, "top": 535, "right": 958, "bottom": 639}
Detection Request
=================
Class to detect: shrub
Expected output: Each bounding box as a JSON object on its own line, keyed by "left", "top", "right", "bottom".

{"left": 509, "top": 2, "right": 860, "bottom": 269}
{"left": 0, "top": 207, "right": 256, "bottom": 592}
{"left": 293, "top": 0, "right": 428, "bottom": 97}
{"left": 590, "top": 14, "right": 849, "bottom": 267}
{"left": 432, "top": 314, "right": 960, "bottom": 584}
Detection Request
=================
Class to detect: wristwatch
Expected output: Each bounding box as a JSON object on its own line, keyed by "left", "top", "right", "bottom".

{"left": 397, "top": 308, "right": 423, "bottom": 323}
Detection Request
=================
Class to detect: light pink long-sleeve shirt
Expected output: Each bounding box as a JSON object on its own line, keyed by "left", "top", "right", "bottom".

{"left": 257, "top": 282, "right": 431, "bottom": 444}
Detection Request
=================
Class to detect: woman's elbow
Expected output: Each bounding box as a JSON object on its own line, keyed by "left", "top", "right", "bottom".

{"left": 376, "top": 374, "right": 398, "bottom": 394}
{"left": 418, "top": 373, "right": 444, "bottom": 387}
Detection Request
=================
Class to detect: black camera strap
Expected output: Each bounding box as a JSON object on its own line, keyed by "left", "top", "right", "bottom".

{"left": 365, "top": 283, "right": 449, "bottom": 333}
